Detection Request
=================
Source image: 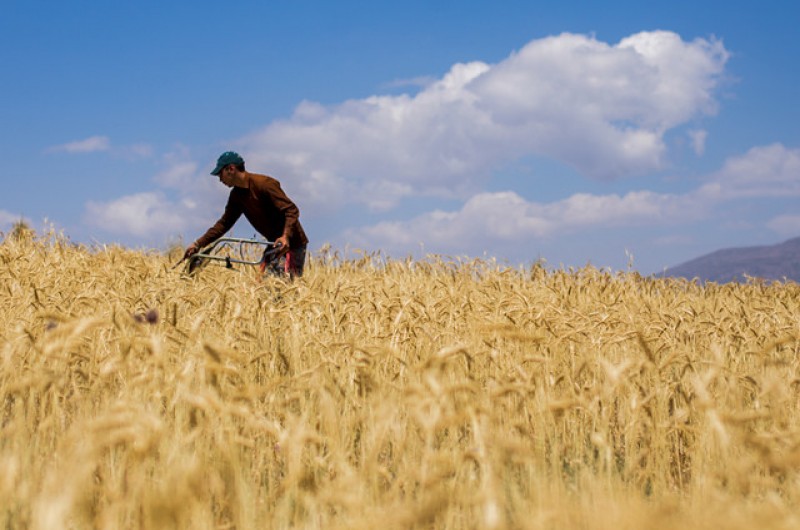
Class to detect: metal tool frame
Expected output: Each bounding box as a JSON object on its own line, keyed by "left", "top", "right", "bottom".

{"left": 185, "top": 236, "right": 281, "bottom": 274}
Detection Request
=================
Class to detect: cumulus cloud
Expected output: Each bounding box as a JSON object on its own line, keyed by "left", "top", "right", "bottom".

{"left": 49, "top": 135, "right": 111, "bottom": 154}
{"left": 240, "top": 30, "right": 728, "bottom": 211}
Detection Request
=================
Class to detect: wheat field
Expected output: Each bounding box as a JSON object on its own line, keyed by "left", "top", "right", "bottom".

{"left": 2, "top": 232, "right": 800, "bottom": 529}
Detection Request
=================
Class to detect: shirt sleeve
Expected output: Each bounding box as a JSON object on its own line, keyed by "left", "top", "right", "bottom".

{"left": 194, "top": 192, "right": 243, "bottom": 248}
{"left": 256, "top": 177, "right": 301, "bottom": 239}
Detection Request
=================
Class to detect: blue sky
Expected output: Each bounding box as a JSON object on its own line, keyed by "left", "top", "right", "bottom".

{"left": 2, "top": 1, "right": 799, "bottom": 273}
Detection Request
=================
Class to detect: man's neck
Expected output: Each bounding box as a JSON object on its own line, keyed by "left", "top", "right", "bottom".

{"left": 232, "top": 170, "right": 249, "bottom": 188}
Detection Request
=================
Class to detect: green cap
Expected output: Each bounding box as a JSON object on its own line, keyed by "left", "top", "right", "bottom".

{"left": 211, "top": 151, "right": 244, "bottom": 175}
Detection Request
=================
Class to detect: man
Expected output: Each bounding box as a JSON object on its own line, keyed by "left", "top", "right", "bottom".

{"left": 184, "top": 151, "right": 308, "bottom": 277}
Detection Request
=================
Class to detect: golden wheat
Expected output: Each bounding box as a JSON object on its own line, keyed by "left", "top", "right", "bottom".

{"left": 2, "top": 232, "right": 800, "bottom": 529}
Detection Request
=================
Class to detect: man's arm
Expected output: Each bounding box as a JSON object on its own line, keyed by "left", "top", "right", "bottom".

{"left": 191, "top": 193, "right": 243, "bottom": 250}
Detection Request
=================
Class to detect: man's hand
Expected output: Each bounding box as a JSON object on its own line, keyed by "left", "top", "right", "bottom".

{"left": 184, "top": 243, "right": 199, "bottom": 260}
{"left": 274, "top": 235, "right": 290, "bottom": 256}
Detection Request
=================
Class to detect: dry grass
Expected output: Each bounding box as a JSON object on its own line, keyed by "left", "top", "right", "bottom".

{"left": 3, "top": 232, "right": 800, "bottom": 529}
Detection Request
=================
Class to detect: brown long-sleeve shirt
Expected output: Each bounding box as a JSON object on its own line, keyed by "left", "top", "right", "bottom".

{"left": 195, "top": 172, "right": 308, "bottom": 249}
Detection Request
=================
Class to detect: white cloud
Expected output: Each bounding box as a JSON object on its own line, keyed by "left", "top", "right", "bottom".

{"left": 343, "top": 188, "right": 707, "bottom": 257}
{"left": 156, "top": 160, "right": 199, "bottom": 189}
{"left": 240, "top": 31, "right": 728, "bottom": 211}
{"left": 84, "top": 151, "right": 230, "bottom": 241}
{"left": 83, "top": 31, "right": 735, "bottom": 249}
{"left": 47, "top": 136, "right": 155, "bottom": 160}
{"left": 85, "top": 192, "right": 193, "bottom": 238}
{"left": 49, "top": 135, "right": 111, "bottom": 154}
{"left": 711, "top": 143, "right": 800, "bottom": 198}
{"left": 342, "top": 143, "right": 800, "bottom": 258}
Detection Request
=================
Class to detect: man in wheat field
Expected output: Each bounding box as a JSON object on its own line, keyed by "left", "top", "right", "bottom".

{"left": 184, "top": 151, "right": 309, "bottom": 277}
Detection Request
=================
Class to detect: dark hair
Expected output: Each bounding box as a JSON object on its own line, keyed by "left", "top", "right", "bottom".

{"left": 235, "top": 162, "right": 246, "bottom": 172}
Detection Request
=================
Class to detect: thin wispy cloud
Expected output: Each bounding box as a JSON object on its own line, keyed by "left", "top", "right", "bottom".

{"left": 688, "top": 129, "right": 708, "bottom": 156}
{"left": 48, "top": 135, "right": 111, "bottom": 154}
{"left": 46, "top": 136, "right": 154, "bottom": 160}
{"left": 119, "top": 143, "right": 155, "bottom": 160}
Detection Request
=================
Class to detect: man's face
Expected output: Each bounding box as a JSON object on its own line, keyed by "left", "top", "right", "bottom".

{"left": 219, "top": 165, "right": 236, "bottom": 187}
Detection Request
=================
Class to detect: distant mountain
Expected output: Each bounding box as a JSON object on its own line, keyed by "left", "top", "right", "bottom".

{"left": 662, "top": 236, "right": 800, "bottom": 283}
